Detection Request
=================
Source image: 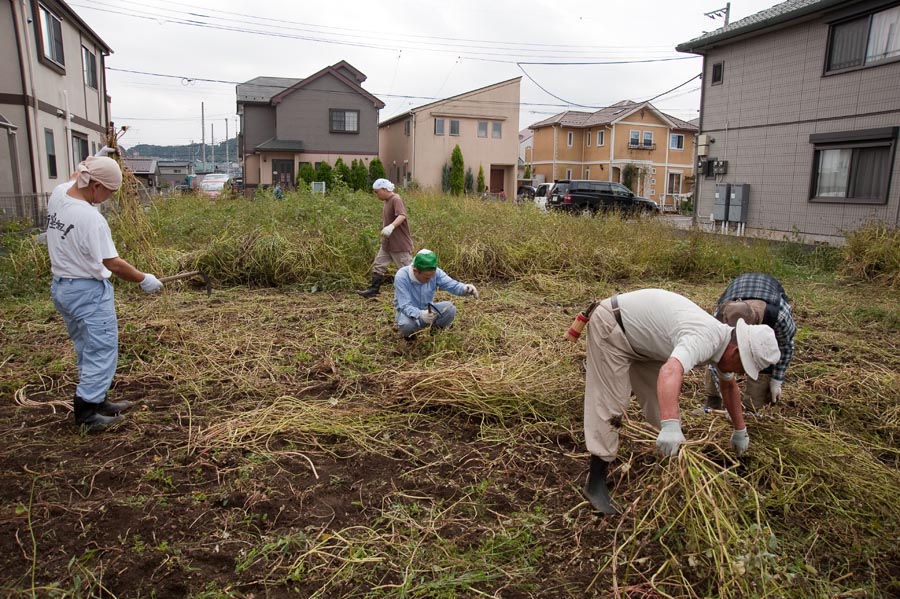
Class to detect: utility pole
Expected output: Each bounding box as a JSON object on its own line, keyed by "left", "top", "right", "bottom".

{"left": 225, "top": 118, "right": 229, "bottom": 169}
{"left": 211, "top": 123, "right": 216, "bottom": 172}
{"left": 705, "top": 2, "right": 730, "bottom": 27}
{"left": 201, "top": 102, "right": 206, "bottom": 167}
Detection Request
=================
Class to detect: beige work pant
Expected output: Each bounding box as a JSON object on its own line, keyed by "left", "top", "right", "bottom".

{"left": 705, "top": 298, "right": 772, "bottom": 410}
{"left": 372, "top": 248, "right": 412, "bottom": 276}
{"left": 584, "top": 298, "right": 662, "bottom": 461}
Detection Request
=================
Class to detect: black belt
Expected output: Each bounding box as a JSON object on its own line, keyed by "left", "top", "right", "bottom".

{"left": 610, "top": 294, "right": 626, "bottom": 334}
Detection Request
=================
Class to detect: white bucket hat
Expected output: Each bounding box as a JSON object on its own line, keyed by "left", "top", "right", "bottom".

{"left": 372, "top": 178, "right": 395, "bottom": 192}
{"left": 734, "top": 318, "right": 780, "bottom": 380}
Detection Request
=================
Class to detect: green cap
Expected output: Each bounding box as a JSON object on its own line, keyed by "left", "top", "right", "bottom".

{"left": 413, "top": 249, "right": 438, "bottom": 271}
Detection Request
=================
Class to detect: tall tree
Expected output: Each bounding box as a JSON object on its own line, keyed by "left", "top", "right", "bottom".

{"left": 449, "top": 145, "right": 465, "bottom": 196}
{"left": 368, "top": 157, "right": 386, "bottom": 184}
{"left": 333, "top": 157, "right": 352, "bottom": 189}
{"left": 477, "top": 165, "right": 486, "bottom": 193}
{"left": 465, "top": 167, "right": 474, "bottom": 194}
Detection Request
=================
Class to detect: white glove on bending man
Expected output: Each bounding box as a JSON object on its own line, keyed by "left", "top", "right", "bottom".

{"left": 94, "top": 145, "right": 116, "bottom": 158}
{"left": 418, "top": 310, "right": 437, "bottom": 325}
{"left": 463, "top": 284, "right": 479, "bottom": 299}
{"left": 381, "top": 224, "right": 394, "bottom": 238}
{"left": 731, "top": 428, "right": 750, "bottom": 455}
{"left": 139, "top": 273, "right": 163, "bottom": 293}
{"left": 656, "top": 419, "right": 685, "bottom": 457}
{"left": 769, "top": 378, "right": 783, "bottom": 403}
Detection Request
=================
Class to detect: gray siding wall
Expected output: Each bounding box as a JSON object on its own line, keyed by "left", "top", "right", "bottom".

{"left": 0, "top": 7, "right": 23, "bottom": 95}
{"left": 275, "top": 73, "right": 378, "bottom": 154}
{"left": 243, "top": 104, "right": 275, "bottom": 153}
{"left": 697, "top": 4, "right": 900, "bottom": 243}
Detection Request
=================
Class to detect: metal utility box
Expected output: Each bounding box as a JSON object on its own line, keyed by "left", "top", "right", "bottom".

{"left": 713, "top": 183, "right": 731, "bottom": 221}
{"left": 728, "top": 184, "right": 750, "bottom": 223}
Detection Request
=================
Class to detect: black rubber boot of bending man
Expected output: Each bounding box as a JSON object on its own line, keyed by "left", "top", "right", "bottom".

{"left": 355, "top": 274, "right": 385, "bottom": 298}
{"left": 74, "top": 396, "right": 123, "bottom": 432}
{"left": 98, "top": 398, "right": 133, "bottom": 416}
{"left": 582, "top": 455, "right": 621, "bottom": 515}
{"left": 704, "top": 395, "right": 724, "bottom": 411}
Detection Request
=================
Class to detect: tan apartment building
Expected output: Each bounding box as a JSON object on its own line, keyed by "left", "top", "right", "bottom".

{"left": 379, "top": 78, "right": 521, "bottom": 195}
{"left": 530, "top": 101, "right": 697, "bottom": 211}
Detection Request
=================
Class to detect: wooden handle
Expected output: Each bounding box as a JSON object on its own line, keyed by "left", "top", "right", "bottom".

{"left": 159, "top": 270, "right": 202, "bottom": 283}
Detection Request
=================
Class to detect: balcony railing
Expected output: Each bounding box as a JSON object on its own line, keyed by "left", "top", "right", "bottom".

{"left": 627, "top": 142, "right": 656, "bottom": 150}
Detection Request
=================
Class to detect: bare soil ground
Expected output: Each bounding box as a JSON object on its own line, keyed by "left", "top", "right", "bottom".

{"left": 1, "top": 278, "right": 899, "bottom": 598}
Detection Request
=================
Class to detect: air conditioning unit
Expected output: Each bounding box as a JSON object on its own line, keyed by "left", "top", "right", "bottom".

{"left": 698, "top": 134, "right": 710, "bottom": 146}
{"left": 698, "top": 145, "right": 709, "bottom": 157}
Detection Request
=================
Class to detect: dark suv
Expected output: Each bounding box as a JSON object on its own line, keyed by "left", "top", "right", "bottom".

{"left": 547, "top": 180, "right": 659, "bottom": 216}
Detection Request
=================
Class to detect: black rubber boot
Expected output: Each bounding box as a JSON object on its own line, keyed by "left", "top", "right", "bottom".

{"left": 355, "top": 274, "right": 385, "bottom": 298}
{"left": 704, "top": 395, "right": 724, "bottom": 411}
{"left": 98, "top": 398, "right": 133, "bottom": 416}
{"left": 74, "top": 396, "right": 123, "bottom": 432}
{"left": 582, "top": 455, "right": 620, "bottom": 515}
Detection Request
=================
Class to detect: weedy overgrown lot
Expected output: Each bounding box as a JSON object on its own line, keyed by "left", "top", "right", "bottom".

{"left": 1, "top": 188, "right": 899, "bottom": 598}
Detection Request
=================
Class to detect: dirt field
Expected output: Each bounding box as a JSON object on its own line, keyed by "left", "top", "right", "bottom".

{"left": 2, "top": 276, "right": 899, "bottom": 598}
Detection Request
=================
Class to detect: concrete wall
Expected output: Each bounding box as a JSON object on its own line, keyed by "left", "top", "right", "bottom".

{"left": 696, "top": 2, "right": 900, "bottom": 243}
{"left": 275, "top": 72, "right": 379, "bottom": 154}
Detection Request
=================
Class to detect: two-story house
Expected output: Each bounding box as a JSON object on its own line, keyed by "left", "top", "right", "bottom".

{"left": 677, "top": 0, "right": 900, "bottom": 244}
{"left": 530, "top": 101, "right": 698, "bottom": 211}
{"left": 1, "top": 0, "right": 112, "bottom": 221}
{"left": 379, "top": 78, "right": 521, "bottom": 195}
{"left": 237, "top": 61, "right": 385, "bottom": 190}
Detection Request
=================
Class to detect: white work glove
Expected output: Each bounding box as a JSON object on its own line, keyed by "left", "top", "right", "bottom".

{"left": 139, "top": 273, "right": 163, "bottom": 293}
{"left": 731, "top": 428, "right": 750, "bottom": 456}
{"left": 418, "top": 309, "right": 437, "bottom": 325}
{"left": 95, "top": 145, "right": 116, "bottom": 158}
{"left": 769, "top": 379, "right": 783, "bottom": 404}
{"left": 656, "top": 419, "right": 685, "bottom": 457}
{"left": 463, "top": 284, "right": 479, "bottom": 299}
{"left": 381, "top": 224, "right": 395, "bottom": 238}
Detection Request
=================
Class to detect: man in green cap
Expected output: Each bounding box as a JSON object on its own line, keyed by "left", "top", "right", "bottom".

{"left": 393, "top": 249, "right": 480, "bottom": 338}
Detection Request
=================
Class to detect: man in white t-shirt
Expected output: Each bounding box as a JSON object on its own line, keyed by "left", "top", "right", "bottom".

{"left": 47, "top": 155, "right": 164, "bottom": 432}
{"left": 580, "top": 288, "right": 780, "bottom": 514}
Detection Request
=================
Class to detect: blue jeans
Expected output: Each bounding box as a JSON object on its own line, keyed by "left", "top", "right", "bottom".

{"left": 396, "top": 301, "right": 456, "bottom": 337}
{"left": 51, "top": 278, "right": 118, "bottom": 404}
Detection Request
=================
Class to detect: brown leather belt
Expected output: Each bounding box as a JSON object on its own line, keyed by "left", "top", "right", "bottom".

{"left": 610, "top": 294, "right": 626, "bottom": 334}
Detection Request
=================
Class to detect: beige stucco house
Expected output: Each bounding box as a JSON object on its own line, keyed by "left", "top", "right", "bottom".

{"left": 1, "top": 0, "right": 112, "bottom": 223}
{"left": 530, "top": 101, "right": 698, "bottom": 211}
{"left": 379, "top": 78, "right": 521, "bottom": 195}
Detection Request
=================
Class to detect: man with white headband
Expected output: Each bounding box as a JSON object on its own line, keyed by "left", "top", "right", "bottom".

{"left": 46, "top": 154, "right": 164, "bottom": 432}
{"left": 356, "top": 178, "right": 413, "bottom": 298}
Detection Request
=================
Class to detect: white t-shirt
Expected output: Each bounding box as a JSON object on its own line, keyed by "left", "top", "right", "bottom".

{"left": 46, "top": 181, "right": 118, "bottom": 280}
{"left": 616, "top": 288, "right": 732, "bottom": 373}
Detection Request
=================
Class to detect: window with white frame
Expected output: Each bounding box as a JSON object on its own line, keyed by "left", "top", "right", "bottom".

{"left": 629, "top": 130, "right": 640, "bottom": 146}
{"left": 491, "top": 122, "right": 502, "bottom": 139}
{"left": 668, "top": 172, "right": 683, "bottom": 195}
{"left": 45, "top": 129, "right": 57, "bottom": 178}
{"left": 82, "top": 47, "right": 97, "bottom": 89}
{"left": 643, "top": 131, "right": 653, "bottom": 147}
{"left": 809, "top": 127, "right": 896, "bottom": 204}
{"left": 477, "top": 121, "right": 488, "bottom": 138}
{"left": 586, "top": 131, "right": 591, "bottom": 147}
{"left": 827, "top": 5, "right": 900, "bottom": 72}
{"left": 434, "top": 118, "right": 445, "bottom": 135}
{"left": 330, "top": 109, "right": 359, "bottom": 133}
{"left": 567, "top": 131, "right": 574, "bottom": 147}
{"left": 450, "top": 120, "right": 460, "bottom": 136}
{"left": 597, "top": 130, "right": 605, "bottom": 146}
{"left": 670, "top": 133, "right": 685, "bottom": 150}
{"left": 39, "top": 4, "right": 65, "bottom": 67}
{"left": 72, "top": 133, "right": 89, "bottom": 165}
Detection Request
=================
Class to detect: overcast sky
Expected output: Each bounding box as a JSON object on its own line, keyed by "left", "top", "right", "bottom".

{"left": 68, "top": 0, "right": 781, "bottom": 149}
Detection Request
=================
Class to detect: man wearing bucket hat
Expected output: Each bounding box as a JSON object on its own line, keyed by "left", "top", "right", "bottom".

{"left": 356, "top": 178, "right": 414, "bottom": 298}
{"left": 46, "top": 155, "right": 164, "bottom": 432}
{"left": 393, "top": 249, "right": 479, "bottom": 338}
{"left": 580, "top": 288, "right": 779, "bottom": 514}
{"left": 705, "top": 273, "right": 796, "bottom": 412}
